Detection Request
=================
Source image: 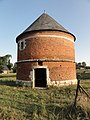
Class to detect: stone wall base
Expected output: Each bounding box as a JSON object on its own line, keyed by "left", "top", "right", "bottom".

{"left": 16, "top": 80, "right": 32, "bottom": 87}
{"left": 48, "top": 79, "right": 77, "bottom": 87}
{"left": 16, "top": 79, "right": 77, "bottom": 87}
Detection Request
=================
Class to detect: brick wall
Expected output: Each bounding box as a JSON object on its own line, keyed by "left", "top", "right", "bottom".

{"left": 17, "top": 31, "right": 75, "bottom": 61}
{"left": 43, "top": 61, "right": 76, "bottom": 81}
{"left": 16, "top": 31, "right": 76, "bottom": 84}
{"left": 17, "top": 62, "right": 38, "bottom": 81}
{"left": 17, "top": 61, "right": 76, "bottom": 82}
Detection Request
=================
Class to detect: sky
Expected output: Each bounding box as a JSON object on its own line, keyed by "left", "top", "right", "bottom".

{"left": 0, "top": 0, "right": 90, "bottom": 65}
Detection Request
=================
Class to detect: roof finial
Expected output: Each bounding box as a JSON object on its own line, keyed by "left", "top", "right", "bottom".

{"left": 44, "top": 10, "right": 46, "bottom": 13}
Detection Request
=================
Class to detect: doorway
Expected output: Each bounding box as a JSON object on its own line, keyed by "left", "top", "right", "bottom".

{"left": 34, "top": 68, "right": 47, "bottom": 87}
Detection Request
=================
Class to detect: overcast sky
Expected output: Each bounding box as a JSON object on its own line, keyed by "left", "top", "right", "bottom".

{"left": 0, "top": 0, "right": 90, "bottom": 65}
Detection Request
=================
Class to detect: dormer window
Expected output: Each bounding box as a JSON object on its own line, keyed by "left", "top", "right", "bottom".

{"left": 18, "top": 39, "right": 26, "bottom": 50}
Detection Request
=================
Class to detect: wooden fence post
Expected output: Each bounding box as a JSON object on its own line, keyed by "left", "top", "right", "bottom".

{"left": 74, "top": 74, "right": 81, "bottom": 107}
{"left": 74, "top": 79, "right": 80, "bottom": 107}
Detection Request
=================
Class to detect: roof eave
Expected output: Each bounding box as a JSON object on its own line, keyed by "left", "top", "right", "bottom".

{"left": 16, "top": 29, "right": 76, "bottom": 43}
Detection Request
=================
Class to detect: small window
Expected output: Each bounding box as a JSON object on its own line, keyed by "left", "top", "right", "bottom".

{"left": 18, "top": 39, "right": 26, "bottom": 50}
{"left": 21, "top": 41, "right": 24, "bottom": 50}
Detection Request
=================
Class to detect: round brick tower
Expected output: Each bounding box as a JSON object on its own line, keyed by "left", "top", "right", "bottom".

{"left": 16, "top": 13, "right": 76, "bottom": 87}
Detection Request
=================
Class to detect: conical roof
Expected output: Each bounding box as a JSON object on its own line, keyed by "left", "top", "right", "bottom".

{"left": 16, "top": 13, "right": 76, "bottom": 41}
{"left": 23, "top": 13, "right": 69, "bottom": 33}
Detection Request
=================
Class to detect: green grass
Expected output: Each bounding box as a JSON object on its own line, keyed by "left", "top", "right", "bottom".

{"left": 0, "top": 73, "right": 90, "bottom": 120}
{"left": 77, "top": 69, "right": 90, "bottom": 79}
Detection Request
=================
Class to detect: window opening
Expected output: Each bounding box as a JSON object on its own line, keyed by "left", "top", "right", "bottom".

{"left": 18, "top": 40, "right": 26, "bottom": 50}
{"left": 21, "top": 41, "right": 24, "bottom": 50}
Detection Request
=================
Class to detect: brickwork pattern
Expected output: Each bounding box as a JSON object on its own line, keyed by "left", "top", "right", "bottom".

{"left": 43, "top": 62, "right": 76, "bottom": 81}
{"left": 17, "top": 31, "right": 75, "bottom": 61}
{"left": 16, "top": 31, "right": 76, "bottom": 85}
{"left": 17, "top": 61, "right": 76, "bottom": 82}
{"left": 17, "top": 62, "right": 37, "bottom": 81}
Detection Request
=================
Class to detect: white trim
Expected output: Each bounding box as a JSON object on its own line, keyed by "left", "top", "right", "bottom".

{"left": 19, "top": 35, "right": 74, "bottom": 43}
{"left": 32, "top": 66, "right": 49, "bottom": 88}
{"left": 32, "top": 69, "right": 34, "bottom": 88}
{"left": 16, "top": 79, "right": 77, "bottom": 87}
{"left": 48, "top": 79, "right": 77, "bottom": 86}
{"left": 16, "top": 59, "right": 75, "bottom": 63}
{"left": 33, "top": 66, "right": 48, "bottom": 69}
{"left": 18, "top": 39, "right": 26, "bottom": 50}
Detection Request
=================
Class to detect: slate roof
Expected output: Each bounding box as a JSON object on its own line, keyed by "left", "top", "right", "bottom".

{"left": 23, "top": 13, "right": 69, "bottom": 33}
{"left": 16, "top": 13, "right": 76, "bottom": 40}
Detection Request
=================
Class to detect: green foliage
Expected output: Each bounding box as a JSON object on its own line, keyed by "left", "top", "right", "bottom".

{"left": 0, "top": 54, "right": 13, "bottom": 71}
{"left": 0, "top": 65, "right": 3, "bottom": 71}
{"left": 7, "top": 60, "right": 13, "bottom": 70}
{"left": 12, "top": 63, "right": 16, "bottom": 73}
{"left": 77, "top": 69, "right": 90, "bottom": 79}
{"left": 76, "top": 61, "right": 87, "bottom": 69}
{"left": 0, "top": 54, "right": 11, "bottom": 65}
{"left": 82, "top": 62, "right": 86, "bottom": 67}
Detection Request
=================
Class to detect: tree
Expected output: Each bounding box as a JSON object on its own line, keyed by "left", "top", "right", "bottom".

{"left": 76, "top": 62, "right": 81, "bottom": 69}
{"left": 0, "top": 57, "right": 4, "bottom": 72}
{"left": 4, "top": 54, "right": 12, "bottom": 65}
{"left": 12, "top": 63, "right": 17, "bottom": 73}
{"left": 7, "top": 60, "right": 13, "bottom": 70}
{"left": 82, "top": 62, "right": 86, "bottom": 68}
{"left": 0, "top": 57, "right": 5, "bottom": 65}
{"left": 76, "top": 62, "right": 87, "bottom": 69}
{"left": 0, "top": 65, "right": 3, "bottom": 73}
{"left": 0, "top": 54, "right": 12, "bottom": 65}
{"left": 0, "top": 54, "right": 12, "bottom": 71}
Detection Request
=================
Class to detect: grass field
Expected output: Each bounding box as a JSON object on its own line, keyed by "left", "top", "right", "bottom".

{"left": 0, "top": 73, "right": 90, "bottom": 120}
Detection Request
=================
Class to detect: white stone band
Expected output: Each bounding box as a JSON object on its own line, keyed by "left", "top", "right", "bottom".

{"left": 48, "top": 79, "right": 77, "bottom": 86}
{"left": 19, "top": 34, "right": 74, "bottom": 43}
{"left": 16, "top": 79, "right": 77, "bottom": 87}
{"left": 16, "top": 59, "right": 75, "bottom": 63}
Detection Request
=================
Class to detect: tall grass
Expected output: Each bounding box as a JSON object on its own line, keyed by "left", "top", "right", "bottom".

{"left": 0, "top": 73, "right": 90, "bottom": 119}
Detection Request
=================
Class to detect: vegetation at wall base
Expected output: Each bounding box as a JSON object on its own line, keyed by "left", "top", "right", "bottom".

{"left": 0, "top": 73, "right": 90, "bottom": 120}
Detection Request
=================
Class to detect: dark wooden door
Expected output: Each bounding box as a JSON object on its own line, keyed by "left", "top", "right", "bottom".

{"left": 35, "top": 68, "right": 47, "bottom": 87}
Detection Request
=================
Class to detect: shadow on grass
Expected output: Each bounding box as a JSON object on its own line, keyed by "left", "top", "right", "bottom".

{"left": 15, "top": 102, "right": 90, "bottom": 120}
{"left": 59, "top": 104, "right": 90, "bottom": 120}
{"left": 0, "top": 80, "right": 16, "bottom": 87}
